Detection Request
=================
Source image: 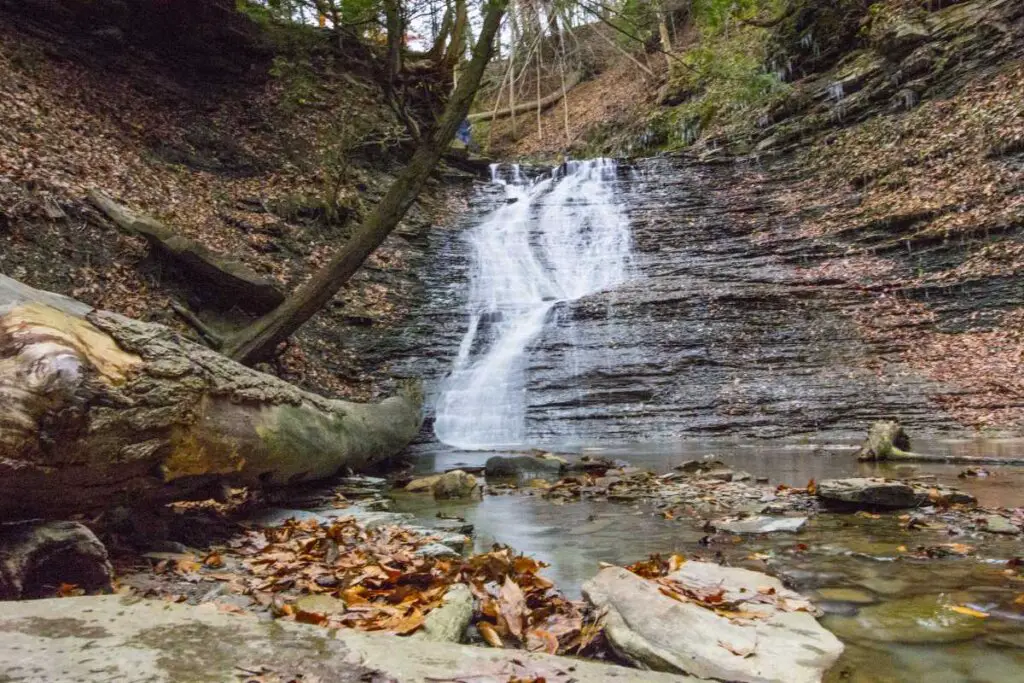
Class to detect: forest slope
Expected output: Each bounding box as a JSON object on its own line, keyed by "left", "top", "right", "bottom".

{"left": 0, "top": 0, "right": 453, "bottom": 401}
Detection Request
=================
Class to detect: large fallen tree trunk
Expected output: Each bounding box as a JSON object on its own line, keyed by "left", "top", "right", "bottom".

{"left": 0, "top": 275, "right": 422, "bottom": 520}
{"left": 468, "top": 72, "right": 581, "bottom": 123}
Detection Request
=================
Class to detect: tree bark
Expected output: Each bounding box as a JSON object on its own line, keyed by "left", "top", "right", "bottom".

{"left": 0, "top": 275, "right": 422, "bottom": 520}
{"left": 222, "top": 0, "right": 508, "bottom": 366}
{"left": 427, "top": 5, "right": 453, "bottom": 62}
{"left": 443, "top": 0, "right": 468, "bottom": 70}
{"left": 468, "top": 71, "right": 580, "bottom": 123}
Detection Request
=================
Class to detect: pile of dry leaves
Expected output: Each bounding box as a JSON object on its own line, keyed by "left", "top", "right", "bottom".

{"left": 123, "top": 516, "right": 606, "bottom": 658}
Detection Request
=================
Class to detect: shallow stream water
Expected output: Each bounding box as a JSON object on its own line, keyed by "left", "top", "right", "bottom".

{"left": 394, "top": 438, "right": 1024, "bottom": 683}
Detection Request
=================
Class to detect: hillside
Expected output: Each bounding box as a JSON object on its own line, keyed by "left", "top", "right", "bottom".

{"left": 0, "top": 0, "right": 453, "bottom": 401}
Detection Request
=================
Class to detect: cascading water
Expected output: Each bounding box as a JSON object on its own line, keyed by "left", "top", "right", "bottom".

{"left": 434, "top": 158, "right": 634, "bottom": 449}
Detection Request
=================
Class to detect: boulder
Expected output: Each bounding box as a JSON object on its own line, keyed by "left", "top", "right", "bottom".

{"left": 0, "top": 595, "right": 696, "bottom": 683}
{"left": 405, "top": 475, "right": 442, "bottom": 493}
{"left": 816, "top": 478, "right": 975, "bottom": 509}
{"left": 415, "top": 583, "right": 474, "bottom": 643}
{"left": 582, "top": 563, "right": 843, "bottom": 683}
{"left": 0, "top": 521, "right": 113, "bottom": 599}
{"left": 484, "top": 455, "right": 564, "bottom": 477}
{"left": 432, "top": 470, "right": 479, "bottom": 500}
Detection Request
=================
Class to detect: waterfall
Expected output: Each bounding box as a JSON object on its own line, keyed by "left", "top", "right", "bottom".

{"left": 434, "top": 158, "right": 634, "bottom": 449}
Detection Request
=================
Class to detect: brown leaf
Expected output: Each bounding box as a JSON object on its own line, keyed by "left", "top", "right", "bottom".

{"left": 478, "top": 621, "right": 504, "bottom": 648}
{"left": 525, "top": 628, "right": 559, "bottom": 655}
{"left": 499, "top": 577, "right": 527, "bottom": 640}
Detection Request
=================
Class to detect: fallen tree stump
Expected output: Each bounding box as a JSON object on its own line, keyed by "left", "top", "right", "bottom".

{"left": 87, "top": 189, "right": 284, "bottom": 314}
{"left": 856, "top": 420, "right": 1024, "bottom": 465}
{"left": 0, "top": 521, "right": 113, "bottom": 599}
{"left": 0, "top": 275, "right": 422, "bottom": 519}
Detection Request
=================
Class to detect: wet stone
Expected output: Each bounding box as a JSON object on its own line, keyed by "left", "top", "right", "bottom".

{"left": 981, "top": 514, "right": 1020, "bottom": 535}
{"left": 815, "top": 587, "right": 878, "bottom": 605}
{"left": 824, "top": 594, "right": 989, "bottom": 645}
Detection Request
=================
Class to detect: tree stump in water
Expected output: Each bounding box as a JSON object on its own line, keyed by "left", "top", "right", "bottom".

{"left": 0, "top": 275, "right": 422, "bottom": 519}
{"left": 856, "top": 420, "right": 912, "bottom": 461}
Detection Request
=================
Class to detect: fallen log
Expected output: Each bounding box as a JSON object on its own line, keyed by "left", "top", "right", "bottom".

{"left": 87, "top": 189, "right": 285, "bottom": 314}
{"left": 468, "top": 72, "right": 581, "bottom": 123}
{"left": 0, "top": 275, "right": 422, "bottom": 519}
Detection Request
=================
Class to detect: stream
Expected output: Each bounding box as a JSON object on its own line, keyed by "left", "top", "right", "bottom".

{"left": 397, "top": 160, "right": 1024, "bottom": 682}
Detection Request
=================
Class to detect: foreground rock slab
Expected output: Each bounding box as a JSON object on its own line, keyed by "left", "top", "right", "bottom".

{"left": 583, "top": 563, "right": 843, "bottom": 683}
{"left": 0, "top": 595, "right": 698, "bottom": 683}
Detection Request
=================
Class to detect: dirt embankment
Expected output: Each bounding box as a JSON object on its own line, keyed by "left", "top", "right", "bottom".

{"left": 0, "top": 1, "right": 456, "bottom": 401}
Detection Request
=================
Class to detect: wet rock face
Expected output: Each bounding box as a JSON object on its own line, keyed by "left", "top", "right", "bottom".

{"left": 398, "top": 160, "right": 960, "bottom": 444}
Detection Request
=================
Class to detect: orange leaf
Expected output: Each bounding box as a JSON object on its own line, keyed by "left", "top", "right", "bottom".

{"left": 478, "top": 621, "right": 504, "bottom": 648}
{"left": 948, "top": 605, "right": 989, "bottom": 618}
{"left": 526, "top": 628, "right": 559, "bottom": 655}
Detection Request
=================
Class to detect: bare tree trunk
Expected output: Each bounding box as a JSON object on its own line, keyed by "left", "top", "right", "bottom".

{"left": 224, "top": 0, "right": 509, "bottom": 366}
{"left": 427, "top": 5, "right": 453, "bottom": 61}
{"left": 0, "top": 276, "right": 422, "bottom": 519}
{"left": 443, "top": 0, "right": 468, "bottom": 69}
{"left": 657, "top": 1, "right": 673, "bottom": 68}
{"left": 384, "top": 0, "right": 404, "bottom": 81}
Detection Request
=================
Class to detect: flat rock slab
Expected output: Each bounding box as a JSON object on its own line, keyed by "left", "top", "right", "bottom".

{"left": 583, "top": 563, "right": 843, "bottom": 683}
{"left": 816, "top": 478, "right": 976, "bottom": 509}
{"left": 713, "top": 516, "right": 807, "bottom": 534}
{"left": 0, "top": 595, "right": 698, "bottom": 682}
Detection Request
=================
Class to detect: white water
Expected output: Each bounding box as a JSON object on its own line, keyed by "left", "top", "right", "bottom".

{"left": 434, "top": 158, "right": 634, "bottom": 449}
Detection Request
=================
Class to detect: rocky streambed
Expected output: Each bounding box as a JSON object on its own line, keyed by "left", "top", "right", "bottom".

{"left": 4, "top": 431, "right": 1012, "bottom": 682}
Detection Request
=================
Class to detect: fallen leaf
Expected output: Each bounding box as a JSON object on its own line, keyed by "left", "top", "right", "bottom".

{"left": 948, "top": 605, "right": 989, "bottom": 618}
{"left": 499, "top": 577, "right": 527, "bottom": 640}
{"left": 478, "top": 621, "right": 504, "bottom": 648}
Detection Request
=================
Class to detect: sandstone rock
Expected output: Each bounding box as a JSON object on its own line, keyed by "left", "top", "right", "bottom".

{"left": 415, "top": 584, "right": 473, "bottom": 643}
{"left": 824, "top": 593, "right": 988, "bottom": 645}
{"left": 295, "top": 594, "right": 347, "bottom": 617}
{"left": 815, "top": 587, "right": 877, "bottom": 605}
{"left": 981, "top": 514, "right": 1020, "bottom": 535}
{"left": 582, "top": 563, "right": 843, "bottom": 682}
{"left": 0, "top": 521, "right": 113, "bottom": 600}
{"left": 405, "top": 475, "right": 443, "bottom": 492}
{"left": 0, "top": 595, "right": 695, "bottom": 682}
{"left": 816, "top": 478, "right": 975, "bottom": 509}
{"left": 713, "top": 515, "right": 807, "bottom": 534}
{"left": 432, "top": 470, "right": 479, "bottom": 500}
